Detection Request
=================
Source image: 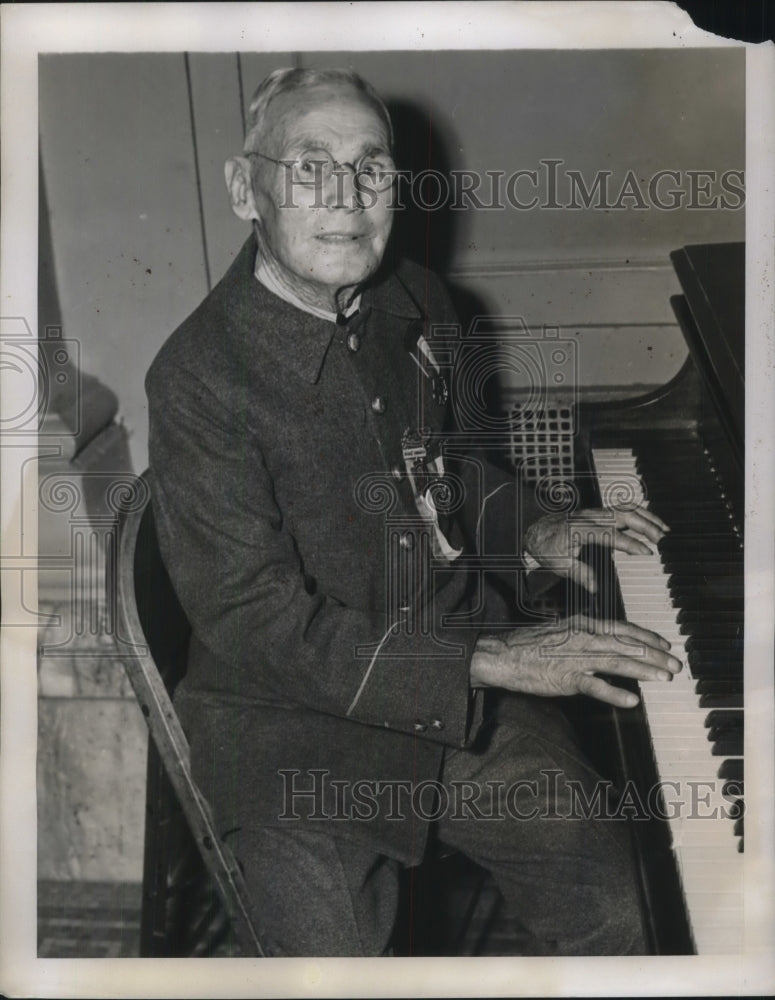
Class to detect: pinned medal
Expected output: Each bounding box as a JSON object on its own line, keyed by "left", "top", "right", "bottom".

{"left": 399, "top": 427, "right": 461, "bottom": 563}
{"left": 431, "top": 371, "right": 449, "bottom": 407}
{"left": 401, "top": 426, "right": 430, "bottom": 464}
{"left": 417, "top": 333, "right": 448, "bottom": 408}
{"left": 405, "top": 321, "right": 449, "bottom": 408}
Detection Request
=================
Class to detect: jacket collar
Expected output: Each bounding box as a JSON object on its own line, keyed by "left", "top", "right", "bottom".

{"left": 221, "top": 234, "right": 423, "bottom": 385}
{"left": 363, "top": 258, "right": 424, "bottom": 322}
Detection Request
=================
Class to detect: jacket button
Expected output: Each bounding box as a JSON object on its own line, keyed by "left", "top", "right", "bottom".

{"left": 371, "top": 396, "right": 386, "bottom": 414}
{"left": 413, "top": 721, "right": 427, "bottom": 733}
{"left": 347, "top": 332, "right": 361, "bottom": 353}
{"left": 430, "top": 719, "right": 445, "bottom": 731}
{"left": 399, "top": 532, "right": 414, "bottom": 550}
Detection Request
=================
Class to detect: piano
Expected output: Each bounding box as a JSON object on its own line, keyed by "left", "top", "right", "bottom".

{"left": 574, "top": 242, "right": 745, "bottom": 954}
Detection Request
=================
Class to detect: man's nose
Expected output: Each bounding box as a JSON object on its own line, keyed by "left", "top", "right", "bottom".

{"left": 324, "top": 166, "right": 365, "bottom": 210}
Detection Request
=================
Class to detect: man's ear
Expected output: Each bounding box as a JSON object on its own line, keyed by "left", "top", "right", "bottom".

{"left": 224, "top": 156, "right": 259, "bottom": 221}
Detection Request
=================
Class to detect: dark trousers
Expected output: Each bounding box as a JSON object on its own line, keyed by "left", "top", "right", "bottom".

{"left": 225, "top": 699, "right": 647, "bottom": 956}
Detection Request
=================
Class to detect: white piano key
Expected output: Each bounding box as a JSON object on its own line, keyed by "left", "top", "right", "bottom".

{"left": 592, "top": 447, "right": 744, "bottom": 954}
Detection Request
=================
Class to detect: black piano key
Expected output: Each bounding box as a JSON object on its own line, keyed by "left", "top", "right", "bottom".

{"left": 688, "top": 659, "right": 743, "bottom": 680}
{"left": 688, "top": 640, "right": 744, "bottom": 659}
{"left": 663, "top": 537, "right": 743, "bottom": 552}
{"left": 664, "top": 534, "right": 742, "bottom": 553}
{"left": 635, "top": 448, "right": 711, "bottom": 462}
{"left": 689, "top": 650, "right": 742, "bottom": 668}
{"left": 635, "top": 455, "right": 716, "bottom": 471}
{"left": 708, "top": 720, "right": 743, "bottom": 741}
{"left": 679, "top": 612, "right": 744, "bottom": 630}
{"left": 678, "top": 610, "right": 744, "bottom": 627}
{"left": 687, "top": 660, "right": 743, "bottom": 680}
{"left": 669, "top": 564, "right": 743, "bottom": 575}
{"left": 664, "top": 524, "right": 735, "bottom": 540}
{"left": 690, "top": 651, "right": 742, "bottom": 665}
{"left": 699, "top": 692, "right": 744, "bottom": 709}
{"left": 641, "top": 486, "right": 728, "bottom": 500}
{"left": 711, "top": 736, "right": 744, "bottom": 757}
{"left": 639, "top": 480, "right": 729, "bottom": 495}
{"left": 639, "top": 479, "right": 722, "bottom": 494}
{"left": 671, "top": 562, "right": 742, "bottom": 579}
{"left": 636, "top": 448, "right": 713, "bottom": 462}
{"left": 685, "top": 635, "right": 744, "bottom": 654}
{"left": 738, "top": 837, "right": 744, "bottom": 853}
{"left": 673, "top": 596, "right": 742, "bottom": 616}
{"left": 673, "top": 601, "right": 743, "bottom": 620}
{"left": 664, "top": 559, "right": 743, "bottom": 576}
{"left": 676, "top": 605, "right": 742, "bottom": 623}
{"left": 668, "top": 537, "right": 740, "bottom": 554}
{"left": 645, "top": 486, "right": 725, "bottom": 504}
{"left": 707, "top": 720, "right": 743, "bottom": 741}
{"left": 668, "top": 579, "right": 743, "bottom": 597}
{"left": 657, "top": 509, "right": 737, "bottom": 523}
{"left": 680, "top": 611, "right": 744, "bottom": 626}
{"left": 680, "top": 623, "right": 743, "bottom": 640}
{"left": 692, "top": 672, "right": 742, "bottom": 692}
{"left": 651, "top": 508, "right": 735, "bottom": 524}
{"left": 733, "top": 810, "right": 744, "bottom": 836}
{"left": 689, "top": 646, "right": 742, "bottom": 664}
{"left": 695, "top": 678, "right": 743, "bottom": 695}
{"left": 704, "top": 709, "right": 744, "bottom": 728}
{"left": 659, "top": 516, "right": 738, "bottom": 527}
{"left": 718, "top": 759, "right": 744, "bottom": 782}
{"left": 669, "top": 570, "right": 743, "bottom": 583}
{"left": 669, "top": 578, "right": 744, "bottom": 600}
{"left": 644, "top": 485, "right": 730, "bottom": 498}
{"left": 668, "top": 553, "right": 742, "bottom": 569}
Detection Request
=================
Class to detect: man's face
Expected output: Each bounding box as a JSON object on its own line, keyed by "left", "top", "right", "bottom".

{"left": 249, "top": 83, "right": 394, "bottom": 305}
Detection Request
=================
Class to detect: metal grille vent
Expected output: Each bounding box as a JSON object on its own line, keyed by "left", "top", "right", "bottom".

{"left": 507, "top": 404, "right": 575, "bottom": 482}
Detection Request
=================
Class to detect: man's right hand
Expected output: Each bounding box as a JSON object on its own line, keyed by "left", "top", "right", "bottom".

{"left": 470, "top": 616, "right": 682, "bottom": 709}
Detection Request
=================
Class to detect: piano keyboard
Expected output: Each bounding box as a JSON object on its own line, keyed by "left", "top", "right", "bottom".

{"left": 592, "top": 445, "right": 744, "bottom": 954}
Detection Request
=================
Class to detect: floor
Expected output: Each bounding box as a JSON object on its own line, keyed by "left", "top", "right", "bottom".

{"left": 38, "top": 880, "right": 143, "bottom": 958}
{"left": 38, "top": 862, "right": 532, "bottom": 958}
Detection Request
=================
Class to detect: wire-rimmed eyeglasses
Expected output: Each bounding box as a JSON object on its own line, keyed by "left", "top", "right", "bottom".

{"left": 245, "top": 147, "right": 396, "bottom": 191}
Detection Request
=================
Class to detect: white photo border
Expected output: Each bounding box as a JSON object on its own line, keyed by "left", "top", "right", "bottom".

{"left": 1, "top": 3, "right": 773, "bottom": 997}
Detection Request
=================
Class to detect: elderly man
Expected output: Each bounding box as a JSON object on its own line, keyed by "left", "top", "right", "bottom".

{"left": 146, "top": 67, "right": 679, "bottom": 957}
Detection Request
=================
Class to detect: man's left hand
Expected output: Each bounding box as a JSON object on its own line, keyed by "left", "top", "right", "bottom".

{"left": 523, "top": 506, "right": 669, "bottom": 594}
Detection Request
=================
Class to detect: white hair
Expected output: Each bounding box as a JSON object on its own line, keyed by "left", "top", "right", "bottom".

{"left": 243, "top": 67, "right": 394, "bottom": 153}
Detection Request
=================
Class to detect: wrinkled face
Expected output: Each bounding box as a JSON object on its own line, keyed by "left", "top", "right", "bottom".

{"left": 250, "top": 83, "right": 394, "bottom": 304}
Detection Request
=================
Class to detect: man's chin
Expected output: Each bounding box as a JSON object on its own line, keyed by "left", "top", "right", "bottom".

{"left": 310, "top": 262, "right": 379, "bottom": 293}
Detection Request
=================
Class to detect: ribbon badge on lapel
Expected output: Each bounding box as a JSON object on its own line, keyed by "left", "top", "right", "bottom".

{"left": 404, "top": 320, "right": 449, "bottom": 407}
{"left": 401, "top": 427, "right": 462, "bottom": 563}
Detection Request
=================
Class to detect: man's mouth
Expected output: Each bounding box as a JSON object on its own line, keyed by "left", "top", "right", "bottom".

{"left": 315, "top": 233, "right": 364, "bottom": 243}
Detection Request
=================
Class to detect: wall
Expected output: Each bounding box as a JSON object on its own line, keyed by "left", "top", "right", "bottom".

{"left": 40, "top": 48, "right": 745, "bottom": 472}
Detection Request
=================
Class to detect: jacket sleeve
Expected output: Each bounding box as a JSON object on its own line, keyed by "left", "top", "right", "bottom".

{"left": 146, "top": 358, "right": 482, "bottom": 750}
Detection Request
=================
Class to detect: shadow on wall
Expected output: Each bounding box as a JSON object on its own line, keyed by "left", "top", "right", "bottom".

{"left": 385, "top": 98, "right": 496, "bottom": 336}
{"left": 38, "top": 157, "right": 135, "bottom": 611}
{"left": 38, "top": 157, "right": 133, "bottom": 480}
{"left": 385, "top": 98, "right": 508, "bottom": 429}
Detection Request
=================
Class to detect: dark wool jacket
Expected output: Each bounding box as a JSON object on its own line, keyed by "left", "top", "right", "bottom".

{"left": 146, "top": 234, "right": 540, "bottom": 864}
